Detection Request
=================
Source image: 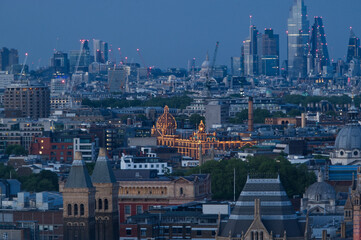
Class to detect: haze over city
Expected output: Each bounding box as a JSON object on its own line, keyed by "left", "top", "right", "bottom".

{"left": 1, "top": 0, "right": 360, "bottom": 69}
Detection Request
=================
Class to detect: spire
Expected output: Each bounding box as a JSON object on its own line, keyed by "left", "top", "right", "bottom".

{"left": 350, "top": 27, "right": 356, "bottom": 38}
{"left": 205, "top": 52, "right": 209, "bottom": 61}
{"left": 65, "top": 151, "right": 93, "bottom": 188}
{"left": 91, "top": 148, "right": 116, "bottom": 184}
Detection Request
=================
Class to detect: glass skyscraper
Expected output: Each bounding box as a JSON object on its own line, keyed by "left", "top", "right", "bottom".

{"left": 287, "top": 0, "right": 309, "bottom": 80}
{"left": 307, "top": 17, "right": 330, "bottom": 76}
{"left": 346, "top": 28, "right": 360, "bottom": 63}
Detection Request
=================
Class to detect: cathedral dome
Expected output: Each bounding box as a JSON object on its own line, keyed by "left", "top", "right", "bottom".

{"left": 334, "top": 124, "right": 361, "bottom": 151}
{"left": 305, "top": 172, "right": 336, "bottom": 201}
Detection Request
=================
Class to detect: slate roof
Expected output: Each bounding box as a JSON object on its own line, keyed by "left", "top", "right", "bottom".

{"left": 220, "top": 176, "right": 304, "bottom": 238}
{"left": 64, "top": 152, "right": 93, "bottom": 189}
{"left": 91, "top": 148, "right": 116, "bottom": 184}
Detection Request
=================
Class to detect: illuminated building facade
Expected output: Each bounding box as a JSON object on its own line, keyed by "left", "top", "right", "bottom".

{"left": 152, "top": 106, "right": 256, "bottom": 160}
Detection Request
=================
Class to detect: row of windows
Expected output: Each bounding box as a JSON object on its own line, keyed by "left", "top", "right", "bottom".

{"left": 95, "top": 198, "right": 108, "bottom": 210}
{"left": 67, "top": 204, "right": 84, "bottom": 216}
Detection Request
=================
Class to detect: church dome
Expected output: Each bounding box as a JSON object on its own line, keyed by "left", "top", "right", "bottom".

{"left": 334, "top": 124, "right": 361, "bottom": 150}
{"left": 305, "top": 172, "right": 336, "bottom": 201}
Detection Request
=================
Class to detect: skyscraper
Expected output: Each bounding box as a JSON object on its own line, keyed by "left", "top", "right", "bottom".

{"left": 69, "top": 40, "right": 93, "bottom": 72}
{"left": 307, "top": 17, "right": 330, "bottom": 76}
{"left": 0, "top": 47, "right": 18, "bottom": 71}
{"left": 93, "top": 39, "right": 108, "bottom": 63}
{"left": 51, "top": 51, "right": 70, "bottom": 74}
{"left": 243, "top": 25, "right": 259, "bottom": 76}
{"left": 287, "top": 0, "right": 309, "bottom": 80}
{"left": 258, "top": 29, "right": 279, "bottom": 76}
{"left": 346, "top": 28, "right": 360, "bottom": 63}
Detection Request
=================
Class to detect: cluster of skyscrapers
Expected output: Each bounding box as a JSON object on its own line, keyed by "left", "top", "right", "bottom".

{"left": 234, "top": 0, "right": 361, "bottom": 80}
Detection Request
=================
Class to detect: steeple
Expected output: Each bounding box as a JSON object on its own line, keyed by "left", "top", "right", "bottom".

{"left": 91, "top": 148, "right": 116, "bottom": 184}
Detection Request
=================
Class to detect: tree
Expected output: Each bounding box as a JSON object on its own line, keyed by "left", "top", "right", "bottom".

{"left": 189, "top": 114, "right": 205, "bottom": 127}
{"left": 288, "top": 109, "right": 302, "bottom": 117}
{"left": 5, "top": 145, "right": 27, "bottom": 156}
{"left": 187, "top": 155, "right": 316, "bottom": 200}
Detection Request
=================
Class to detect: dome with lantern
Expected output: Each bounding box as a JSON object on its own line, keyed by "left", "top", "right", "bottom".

{"left": 154, "top": 106, "right": 177, "bottom": 136}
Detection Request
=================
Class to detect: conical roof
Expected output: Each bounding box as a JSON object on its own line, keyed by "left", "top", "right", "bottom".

{"left": 91, "top": 148, "right": 116, "bottom": 184}
{"left": 220, "top": 176, "right": 303, "bottom": 238}
{"left": 65, "top": 152, "right": 93, "bottom": 189}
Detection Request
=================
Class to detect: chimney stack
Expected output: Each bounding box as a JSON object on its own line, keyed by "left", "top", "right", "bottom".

{"left": 248, "top": 97, "right": 254, "bottom": 132}
{"left": 301, "top": 113, "right": 306, "bottom": 128}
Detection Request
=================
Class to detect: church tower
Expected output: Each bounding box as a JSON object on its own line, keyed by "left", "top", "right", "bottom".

{"left": 62, "top": 152, "right": 96, "bottom": 240}
{"left": 91, "top": 148, "right": 119, "bottom": 240}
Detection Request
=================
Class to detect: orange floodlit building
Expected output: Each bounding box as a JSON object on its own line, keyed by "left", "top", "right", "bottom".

{"left": 151, "top": 106, "right": 257, "bottom": 160}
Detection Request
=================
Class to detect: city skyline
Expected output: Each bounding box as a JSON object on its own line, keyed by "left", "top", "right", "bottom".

{"left": 0, "top": 0, "right": 360, "bottom": 69}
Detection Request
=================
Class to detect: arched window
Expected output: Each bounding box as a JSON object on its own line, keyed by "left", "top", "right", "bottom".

{"left": 98, "top": 199, "right": 103, "bottom": 210}
{"left": 251, "top": 232, "right": 254, "bottom": 240}
{"left": 74, "top": 204, "right": 78, "bottom": 215}
{"left": 80, "top": 204, "right": 84, "bottom": 216}
{"left": 180, "top": 187, "right": 183, "bottom": 195}
{"left": 255, "top": 231, "right": 258, "bottom": 240}
{"left": 67, "top": 204, "right": 72, "bottom": 216}
{"left": 104, "top": 199, "right": 108, "bottom": 210}
{"left": 260, "top": 231, "right": 263, "bottom": 240}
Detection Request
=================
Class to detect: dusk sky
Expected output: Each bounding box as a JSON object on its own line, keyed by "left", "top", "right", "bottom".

{"left": 1, "top": 0, "right": 360, "bottom": 69}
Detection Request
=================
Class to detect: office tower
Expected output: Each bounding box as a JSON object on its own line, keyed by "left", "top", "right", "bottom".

{"left": 346, "top": 28, "right": 361, "bottom": 63}
{"left": 258, "top": 29, "right": 279, "bottom": 76}
{"left": 51, "top": 51, "right": 70, "bottom": 74}
{"left": 0, "top": 47, "right": 19, "bottom": 71}
{"left": 107, "top": 66, "right": 129, "bottom": 92}
{"left": 231, "top": 57, "right": 242, "bottom": 76}
{"left": 69, "top": 40, "right": 93, "bottom": 72}
{"left": 307, "top": 17, "right": 330, "bottom": 76}
{"left": 93, "top": 39, "right": 108, "bottom": 63}
{"left": 4, "top": 84, "right": 50, "bottom": 119}
{"left": 287, "top": 0, "right": 309, "bottom": 79}
{"left": 243, "top": 25, "right": 259, "bottom": 76}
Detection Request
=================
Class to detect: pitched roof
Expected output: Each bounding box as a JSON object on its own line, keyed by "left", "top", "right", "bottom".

{"left": 91, "top": 148, "right": 116, "bottom": 184}
{"left": 220, "top": 176, "right": 304, "bottom": 238}
{"left": 64, "top": 152, "right": 93, "bottom": 189}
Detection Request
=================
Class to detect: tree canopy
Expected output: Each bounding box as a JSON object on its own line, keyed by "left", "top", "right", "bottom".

{"left": 5, "top": 145, "right": 27, "bottom": 156}
{"left": 187, "top": 156, "right": 316, "bottom": 200}
{"left": 0, "top": 163, "right": 58, "bottom": 192}
{"left": 82, "top": 95, "right": 193, "bottom": 110}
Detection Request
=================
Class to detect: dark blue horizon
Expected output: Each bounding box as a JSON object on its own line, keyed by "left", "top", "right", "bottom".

{"left": 0, "top": 0, "right": 360, "bottom": 70}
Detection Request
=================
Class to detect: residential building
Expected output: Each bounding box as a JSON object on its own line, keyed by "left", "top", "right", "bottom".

{"left": 4, "top": 84, "right": 50, "bottom": 119}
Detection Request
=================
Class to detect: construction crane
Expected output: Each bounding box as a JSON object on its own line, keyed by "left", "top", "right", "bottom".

{"left": 19, "top": 53, "right": 28, "bottom": 81}
{"left": 210, "top": 41, "right": 219, "bottom": 77}
{"left": 136, "top": 48, "right": 150, "bottom": 79}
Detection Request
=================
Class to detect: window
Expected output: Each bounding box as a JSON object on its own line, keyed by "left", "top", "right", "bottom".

{"left": 67, "top": 204, "right": 72, "bottom": 216}
{"left": 136, "top": 205, "right": 143, "bottom": 214}
{"left": 255, "top": 232, "right": 258, "bottom": 240}
{"left": 180, "top": 187, "right": 183, "bottom": 195}
{"left": 80, "top": 204, "right": 84, "bottom": 216}
{"left": 197, "top": 230, "right": 202, "bottom": 236}
{"left": 126, "top": 228, "right": 132, "bottom": 236}
{"left": 104, "top": 199, "right": 108, "bottom": 210}
{"left": 260, "top": 231, "right": 263, "bottom": 240}
{"left": 98, "top": 199, "right": 102, "bottom": 210}
{"left": 141, "top": 229, "right": 146, "bottom": 236}
{"left": 251, "top": 232, "right": 254, "bottom": 240}
{"left": 74, "top": 204, "right": 78, "bottom": 215}
{"left": 125, "top": 205, "right": 131, "bottom": 214}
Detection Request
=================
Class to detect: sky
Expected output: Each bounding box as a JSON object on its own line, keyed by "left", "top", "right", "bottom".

{"left": 0, "top": 0, "right": 360, "bottom": 70}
